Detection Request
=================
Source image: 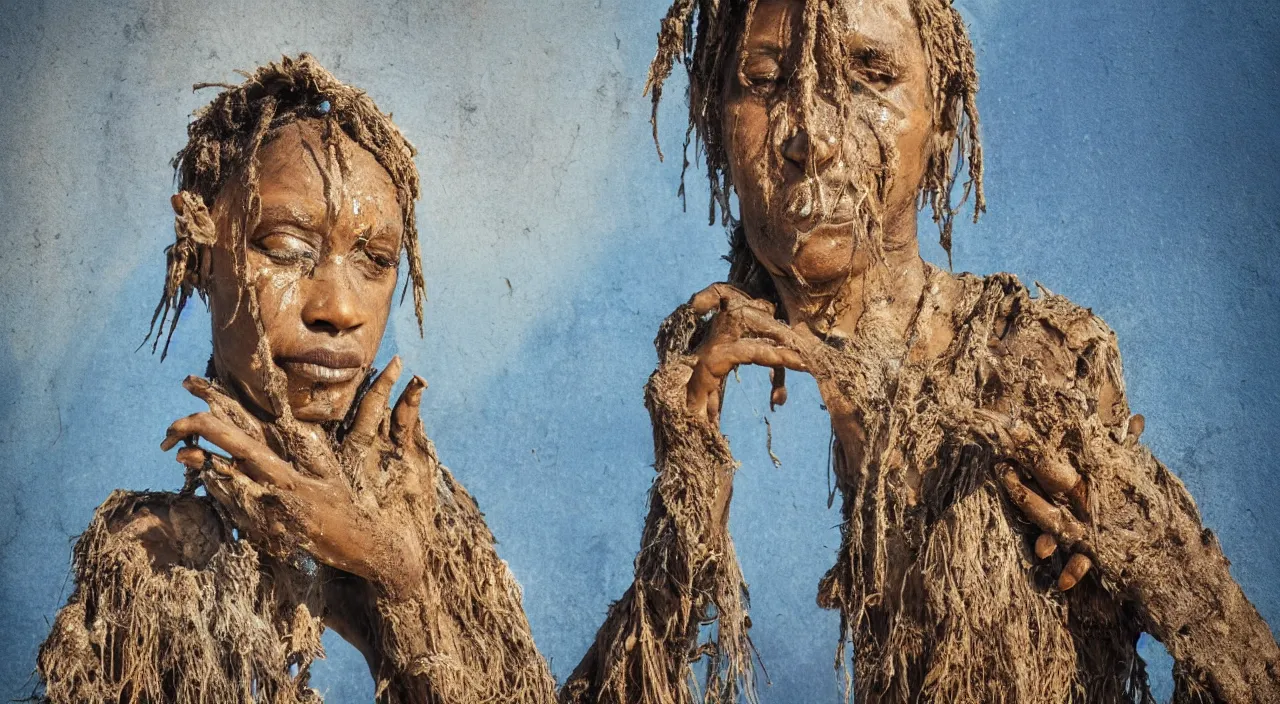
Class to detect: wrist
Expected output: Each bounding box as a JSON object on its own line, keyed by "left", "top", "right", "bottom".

{"left": 364, "top": 527, "right": 426, "bottom": 603}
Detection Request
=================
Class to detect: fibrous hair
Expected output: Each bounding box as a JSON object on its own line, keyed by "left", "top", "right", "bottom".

{"left": 145, "top": 53, "right": 424, "bottom": 359}
{"left": 644, "top": 0, "right": 985, "bottom": 286}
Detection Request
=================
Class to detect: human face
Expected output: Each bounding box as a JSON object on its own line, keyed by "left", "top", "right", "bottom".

{"left": 722, "top": 0, "right": 935, "bottom": 291}
{"left": 204, "top": 121, "right": 404, "bottom": 423}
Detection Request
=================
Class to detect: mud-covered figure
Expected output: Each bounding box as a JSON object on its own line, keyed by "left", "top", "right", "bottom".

{"left": 35, "top": 56, "right": 556, "bottom": 704}
{"left": 563, "top": 2, "right": 1280, "bottom": 703}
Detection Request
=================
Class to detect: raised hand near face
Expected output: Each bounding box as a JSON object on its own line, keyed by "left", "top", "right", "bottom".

{"left": 161, "top": 355, "right": 432, "bottom": 599}
{"left": 684, "top": 283, "right": 816, "bottom": 427}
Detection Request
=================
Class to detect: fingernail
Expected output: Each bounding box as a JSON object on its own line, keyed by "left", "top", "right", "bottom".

{"left": 771, "top": 385, "right": 788, "bottom": 408}
{"left": 1035, "top": 533, "right": 1057, "bottom": 559}
{"left": 1058, "top": 553, "right": 1091, "bottom": 591}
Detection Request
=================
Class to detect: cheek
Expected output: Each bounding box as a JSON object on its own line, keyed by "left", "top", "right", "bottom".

{"left": 878, "top": 105, "right": 934, "bottom": 213}
{"left": 724, "top": 100, "right": 780, "bottom": 208}
{"left": 896, "top": 105, "right": 934, "bottom": 184}
{"left": 368, "top": 277, "right": 397, "bottom": 332}
{"left": 244, "top": 255, "right": 307, "bottom": 331}
{"left": 260, "top": 267, "right": 304, "bottom": 317}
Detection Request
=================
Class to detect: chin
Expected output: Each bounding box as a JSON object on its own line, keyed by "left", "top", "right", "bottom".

{"left": 287, "top": 386, "right": 357, "bottom": 423}
{"left": 761, "top": 221, "right": 859, "bottom": 285}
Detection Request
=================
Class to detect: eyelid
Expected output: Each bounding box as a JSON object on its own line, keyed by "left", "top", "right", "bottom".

{"left": 852, "top": 50, "right": 900, "bottom": 76}
{"left": 354, "top": 231, "right": 400, "bottom": 269}
{"left": 740, "top": 50, "right": 782, "bottom": 82}
{"left": 256, "top": 225, "right": 320, "bottom": 249}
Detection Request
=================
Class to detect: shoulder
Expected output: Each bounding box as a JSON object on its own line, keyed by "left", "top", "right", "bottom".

{"left": 964, "top": 272, "right": 1129, "bottom": 427}
{"left": 87, "top": 489, "right": 228, "bottom": 571}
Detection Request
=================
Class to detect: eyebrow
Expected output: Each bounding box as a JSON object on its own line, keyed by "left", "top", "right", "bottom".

{"left": 256, "top": 204, "right": 323, "bottom": 230}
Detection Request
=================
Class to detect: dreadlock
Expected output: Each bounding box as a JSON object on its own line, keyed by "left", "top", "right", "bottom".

{"left": 145, "top": 53, "right": 425, "bottom": 359}
{"left": 644, "top": 0, "right": 985, "bottom": 288}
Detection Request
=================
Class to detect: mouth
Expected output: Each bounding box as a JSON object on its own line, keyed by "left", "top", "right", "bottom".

{"left": 276, "top": 349, "right": 366, "bottom": 385}
{"left": 779, "top": 182, "right": 863, "bottom": 235}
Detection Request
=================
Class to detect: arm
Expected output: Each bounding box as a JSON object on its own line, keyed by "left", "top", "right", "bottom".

{"left": 559, "top": 300, "right": 759, "bottom": 704}
{"left": 355, "top": 451, "right": 556, "bottom": 704}
{"left": 995, "top": 301, "right": 1280, "bottom": 703}
{"left": 168, "top": 364, "right": 556, "bottom": 704}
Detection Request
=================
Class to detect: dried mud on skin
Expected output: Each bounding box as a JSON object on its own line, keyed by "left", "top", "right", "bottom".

{"left": 561, "top": 304, "right": 754, "bottom": 704}
{"left": 360, "top": 435, "right": 557, "bottom": 704}
{"left": 565, "top": 271, "right": 1279, "bottom": 704}
{"left": 36, "top": 491, "right": 324, "bottom": 704}
{"left": 36, "top": 435, "right": 556, "bottom": 703}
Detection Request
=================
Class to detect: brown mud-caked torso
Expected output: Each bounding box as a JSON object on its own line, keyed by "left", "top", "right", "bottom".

{"left": 37, "top": 438, "right": 558, "bottom": 704}
{"left": 813, "top": 268, "right": 1149, "bottom": 704}
{"left": 38, "top": 490, "right": 326, "bottom": 703}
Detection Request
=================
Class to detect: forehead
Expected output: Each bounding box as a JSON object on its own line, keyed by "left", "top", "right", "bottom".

{"left": 253, "top": 121, "right": 400, "bottom": 219}
{"left": 744, "top": 0, "right": 920, "bottom": 52}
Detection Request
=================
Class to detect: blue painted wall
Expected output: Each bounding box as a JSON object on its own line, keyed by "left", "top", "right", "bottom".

{"left": 0, "top": 1, "right": 1276, "bottom": 701}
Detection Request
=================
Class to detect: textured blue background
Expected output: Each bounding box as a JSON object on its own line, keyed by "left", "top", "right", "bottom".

{"left": 1, "top": 1, "right": 1276, "bottom": 701}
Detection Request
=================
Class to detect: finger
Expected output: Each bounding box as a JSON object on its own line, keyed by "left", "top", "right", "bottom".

{"left": 769, "top": 367, "right": 788, "bottom": 410}
{"left": 183, "top": 376, "right": 266, "bottom": 442}
{"left": 702, "top": 340, "right": 809, "bottom": 378}
{"left": 689, "top": 283, "right": 755, "bottom": 316}
{"left": 1027, "top": 454, "right": 1082, "bottom": 496}
{"left": 1034, "top": 532, "right": 1058, "bottom": 560}
{"left": 688, "top": 341, "right": 807, "bottom": 421}
{"left": 1027, "top": 453, "right": 1092, "bottom": 522}
{"left": 175, "top": 446, "right": 214, "bottom": 471}
{"left": 1125, "top": 414, "right": 1145, "bottom": 446}
{"left": 391, "top": 376, "right": 427, "bottom": 446}
{"left": 201, "top": 467, "right": 269, "bottom": 540}
{"left": 1058, "top": 553, "right": 1093, "bottom": 591}
{"left": 164, "top": 412, "right": 295, "bottom": 490}
{"left": 349, "top": 356, "right": 403, "bottom": 445}
{"left": 1065, "top": 479, "right": 1091, "bottom": 522}
{"left": 727, "top": 304, "right": 818, "bottom": 358}
{"left": 998, "top": 467, "right": 1087, "bottom": 546}
{"left": 177, "top": 446, "right": 267, "bottom": 511}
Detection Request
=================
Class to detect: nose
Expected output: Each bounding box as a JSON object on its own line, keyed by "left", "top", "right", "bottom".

{"left": 300, "top": 261, "right": 363, "bottom": 334}
{"left": 782, "top": 125, "right": 837, "bottom": 171}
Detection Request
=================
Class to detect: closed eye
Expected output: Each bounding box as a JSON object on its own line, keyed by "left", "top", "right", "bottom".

{"left": 354, "top": 232, "right": 399, "bottom": 273}
{"left": 741, "top": 53, "right": 782, "bottom": 95}
{"left": 254, "top": 230, "right": 319, "bottom": 265}
{"left": 851, "top": 49, "right": 900, "bottom": 89}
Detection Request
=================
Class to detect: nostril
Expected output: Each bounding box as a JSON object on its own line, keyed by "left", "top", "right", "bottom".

{"left": 783, "top": 130, "right": 810, "bottom": 166}
{"left": 305, "top": 319, "right": 343, "bottom": 335}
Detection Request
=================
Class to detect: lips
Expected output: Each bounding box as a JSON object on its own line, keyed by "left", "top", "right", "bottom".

{"left": 276, "top": 348, "right": 365, "bottom": 385}
{"left": 779, "top": 181, "right": 863, "bottom": 233}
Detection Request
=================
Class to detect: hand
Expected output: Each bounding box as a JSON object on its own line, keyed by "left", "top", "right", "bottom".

{"left": 993, "top": 415, "right": 1145, "bottom": 592}
{"left": 161, "top": 356, "right": 431, "bottom": 598}
{"left": 684, "top": 283, "right": 815, "bottom": 426}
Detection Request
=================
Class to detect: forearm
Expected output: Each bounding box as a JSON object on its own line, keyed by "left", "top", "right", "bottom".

{"left": 560, "top": 356, "right": 750, "bottom": 704}
{"left": 353, "top": 456, "right": 556, "bottom": 704}
{"left": 1082, "top": 440, "right": 1280, "bottom": 702}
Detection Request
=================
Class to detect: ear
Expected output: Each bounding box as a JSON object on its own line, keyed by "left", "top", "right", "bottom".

{"left": 171, "top": 190, "right": 216, "bottom": 291}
